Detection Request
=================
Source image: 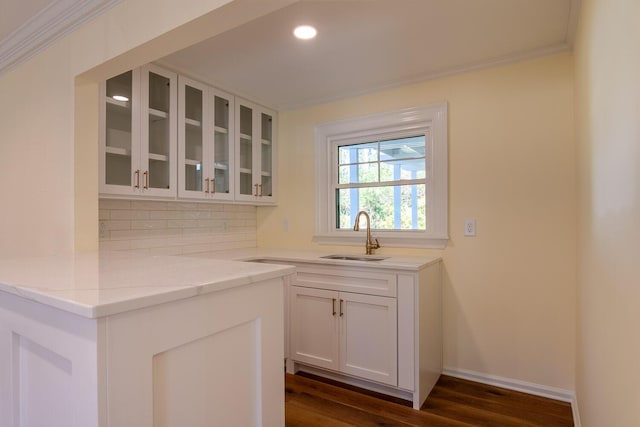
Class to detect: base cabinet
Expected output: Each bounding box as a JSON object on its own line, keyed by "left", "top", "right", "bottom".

{"left": 285, "top": 261, "right": 442, "bottom": 409}
{"left": 0, "top": 278, "right": 287, "bottom": 427}
{"left": 290, "top": 286, "right": 397, "bottom": 386}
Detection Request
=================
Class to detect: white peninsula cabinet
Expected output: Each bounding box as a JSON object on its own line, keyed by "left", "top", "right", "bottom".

{"left": 286, "top": 259, "right": 442, "bottom": 410}
{"left": 99, "top": 64, "right": 177, "bottom": 197}
{"left": 0, "top": 253, "right": 294, "bottom": 427}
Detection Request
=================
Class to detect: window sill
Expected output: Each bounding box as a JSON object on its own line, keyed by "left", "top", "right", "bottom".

{"left": 313, "top": 233, "right": 449, "bottom": 249}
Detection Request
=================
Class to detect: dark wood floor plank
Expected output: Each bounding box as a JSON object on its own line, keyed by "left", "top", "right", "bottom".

{"left": 287, "top": 391, "right": 416, "bottom": 427}
{"left": 426, "top": 376, "right": 573, "bottom": 426}
{"left": 284, "top": 373, "right": 574, "bottom": 427}
{"left": 286, "top": 400, "right": 355, "bottom": 427}
{"left": 286, "top": 374, "right": 475, "bottom": 427}
{"left": 432, "top": 376, "right": 573, "bottom": 420}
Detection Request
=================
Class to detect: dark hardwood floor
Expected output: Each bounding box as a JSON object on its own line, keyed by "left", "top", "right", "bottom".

{"left": 285, "top": 373, "right": 573, "bottom": 426}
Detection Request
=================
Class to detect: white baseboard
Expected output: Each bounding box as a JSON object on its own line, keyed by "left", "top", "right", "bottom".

{"left": 442, "top": 367, "right": 580, "bottom": 426}
{"left": 571, "top": 395, "right": 582, "bottom": 427}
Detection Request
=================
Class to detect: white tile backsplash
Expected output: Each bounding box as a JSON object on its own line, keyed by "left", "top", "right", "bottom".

{"left": 99, "top": 199, "right": 257, "bottom": 254}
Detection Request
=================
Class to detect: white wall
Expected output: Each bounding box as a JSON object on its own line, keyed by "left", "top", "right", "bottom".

{"left": 574, "top": 0, "right": 640, "bottom": 425}
{"left": 260, "top": 53, "right": 577, "bottom": 391}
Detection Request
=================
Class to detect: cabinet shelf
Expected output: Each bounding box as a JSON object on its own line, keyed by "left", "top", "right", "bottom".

{"left": 214, "top": 126, "right": 228, "bottom": 134}
{"left": 214, "top": 163, "right": 228, "bottom": 171}
{"left": 149, "top": 108, "right": 168, "bottom": 121}
{"left": 261, "top": 171, "right": 271, "bottom": 177}
{"left": 185, "top": 159, "right": 202, "bottom": 166}
{"left": 149, "top": 153, "right": 169, "bottom": 162}
{"left": 106, "top": 146, "right": 131, "bottom": 156}
{"left": 106, "top": 97, "right": 130, "bottom": 109}
{"left": 239, "top": 168, "right": 252, "bottom": 174}
{"left": 185, "top": 118, "right": 202, "bottom": 128}
{"left": 261, "top": 139, "right": 271, "bottom": 146}
{"left": 239, "top": 133, "right": 252, "bottom": 141}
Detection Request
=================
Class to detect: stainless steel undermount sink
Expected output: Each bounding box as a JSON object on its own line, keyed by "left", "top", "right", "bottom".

{"left": 321, "top": 254, "right": 389, "bottom": 262}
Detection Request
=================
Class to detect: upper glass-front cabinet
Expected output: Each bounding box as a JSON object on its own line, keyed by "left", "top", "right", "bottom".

{"left": 178, "top": 76, "right": 235, "bottom": 200}
{"left": 100, "top": 64, "right": 177, "bottom": 197}
{"left": 100, "top": 64, "right": 275, "bottom": 204}
{"left": 235, "top": 98, "right": 276, "bottom": 203}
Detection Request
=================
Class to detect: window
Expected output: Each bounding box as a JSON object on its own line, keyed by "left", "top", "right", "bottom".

{"left": 314, "top": 103, "right": 448, "bottom": 248}
{"left": 336, "top": 135, "right": 427, "bottom": 230}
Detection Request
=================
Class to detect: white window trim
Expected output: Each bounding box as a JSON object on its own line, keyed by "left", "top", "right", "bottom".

{"left": 314, "top": 103, "right": 449, "bottom": 249}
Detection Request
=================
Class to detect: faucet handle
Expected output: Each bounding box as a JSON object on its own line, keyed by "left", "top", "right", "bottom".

{"left": 373, "top": 238, "right": 381, "bottom": 249}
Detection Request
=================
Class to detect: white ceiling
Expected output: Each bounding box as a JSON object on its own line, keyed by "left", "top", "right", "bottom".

{"left": 159, "top": 0, "right": 578, "bottom": 111}
{"left": 0, "top": 0, "right": 578, "bottom": 110}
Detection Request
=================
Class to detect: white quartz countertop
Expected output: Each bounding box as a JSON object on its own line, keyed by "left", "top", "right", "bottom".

{"left": 0, "top": 252, "right": 294, "bottom": 319}
{"left": 186, "top": 248, "right": 441, "bottom": 271}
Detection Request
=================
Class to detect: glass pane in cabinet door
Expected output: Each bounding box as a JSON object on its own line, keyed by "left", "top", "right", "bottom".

{"left": 213, "top": 96, "right": 230, "bottom": 193}
{"left": 260, "top": 112, "right": 273, "bottom": 197}
{"left": 105, "top": 71, "right": 133, "bottom": 186}
{"left": 239, "top": 105, "right": 253, "bottom": 195}
{"left": 184, "top": 85, "right": 203, "bottom": 192}
{"left": 148, "top": 72, "right": 171, "bottom": 189}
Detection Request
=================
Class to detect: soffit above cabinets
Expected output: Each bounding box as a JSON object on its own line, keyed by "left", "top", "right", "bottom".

{"left": 158, "top": 0, "right": 579, "bottom": 111}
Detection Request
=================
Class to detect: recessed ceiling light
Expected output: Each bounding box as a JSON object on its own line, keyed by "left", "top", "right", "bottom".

{"left": 293, "top": 25, "right": 317, "bottom": 40}
{"left": 112, "top": 95, "right": 129, "bottom": 102}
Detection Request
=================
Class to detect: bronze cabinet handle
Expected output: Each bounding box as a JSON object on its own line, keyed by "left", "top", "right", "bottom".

{"left": 134, "top": 170, "right": 140, "bottom": 189}
{"left": 339, "top": 299, "right": 344, "bottom": 317}
{"left": 254, "top": 183, "right": 259, "bottom": 196}
{"left": 211, "top": 178, "right": 216, "bottom": 194}
{"left": 143, "top": 171, "right": 149, "bottom": 189}
{"left": 205, "top": 178, "right": 210, "bottom": 193}
{"left": 332, "top": 298, "right": 336, "bottom": 316}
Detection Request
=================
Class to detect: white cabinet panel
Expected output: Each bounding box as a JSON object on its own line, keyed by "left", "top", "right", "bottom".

{"left": 341, "top": 292, "right": 397, "bottom": 386}
{"left": 290, "top": 286, "right": 338, "bottom": 370}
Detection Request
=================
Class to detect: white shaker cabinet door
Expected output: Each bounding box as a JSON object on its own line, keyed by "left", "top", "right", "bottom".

{"left": 289, "top": 286, "right": 339, "bottom": 371}
{"left": 340, "top": 292, "right": 397, "bottom": 386}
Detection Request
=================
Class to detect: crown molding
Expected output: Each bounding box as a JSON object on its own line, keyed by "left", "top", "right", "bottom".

{"left": 0, "top": 0, "right": 121, "bottom": 76}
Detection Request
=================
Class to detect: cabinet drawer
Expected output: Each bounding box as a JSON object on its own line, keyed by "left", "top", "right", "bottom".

{"left": 294, "top": 264, "right": 397, "bottom": 297}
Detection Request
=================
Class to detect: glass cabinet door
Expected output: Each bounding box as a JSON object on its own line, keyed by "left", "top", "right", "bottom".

{"left": 260, "top": 112, "right": 273, "bottom": 197}
{"left": 103, "top": 70, "right": 137, "bottom": 190}
{"left": 235, "top": 98, "right": 276, "bottom": 202}
{"left": 141, "top": 65, "right": 176, "bottom": 196}
{"left": 211, "top": 92, "right": 234, "bottom": 199}
{"left": 179, "top": 78, "right": 206, "bottom": 196}
{"left": 238, "top": 103, "right": 254, "bottom": 197}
